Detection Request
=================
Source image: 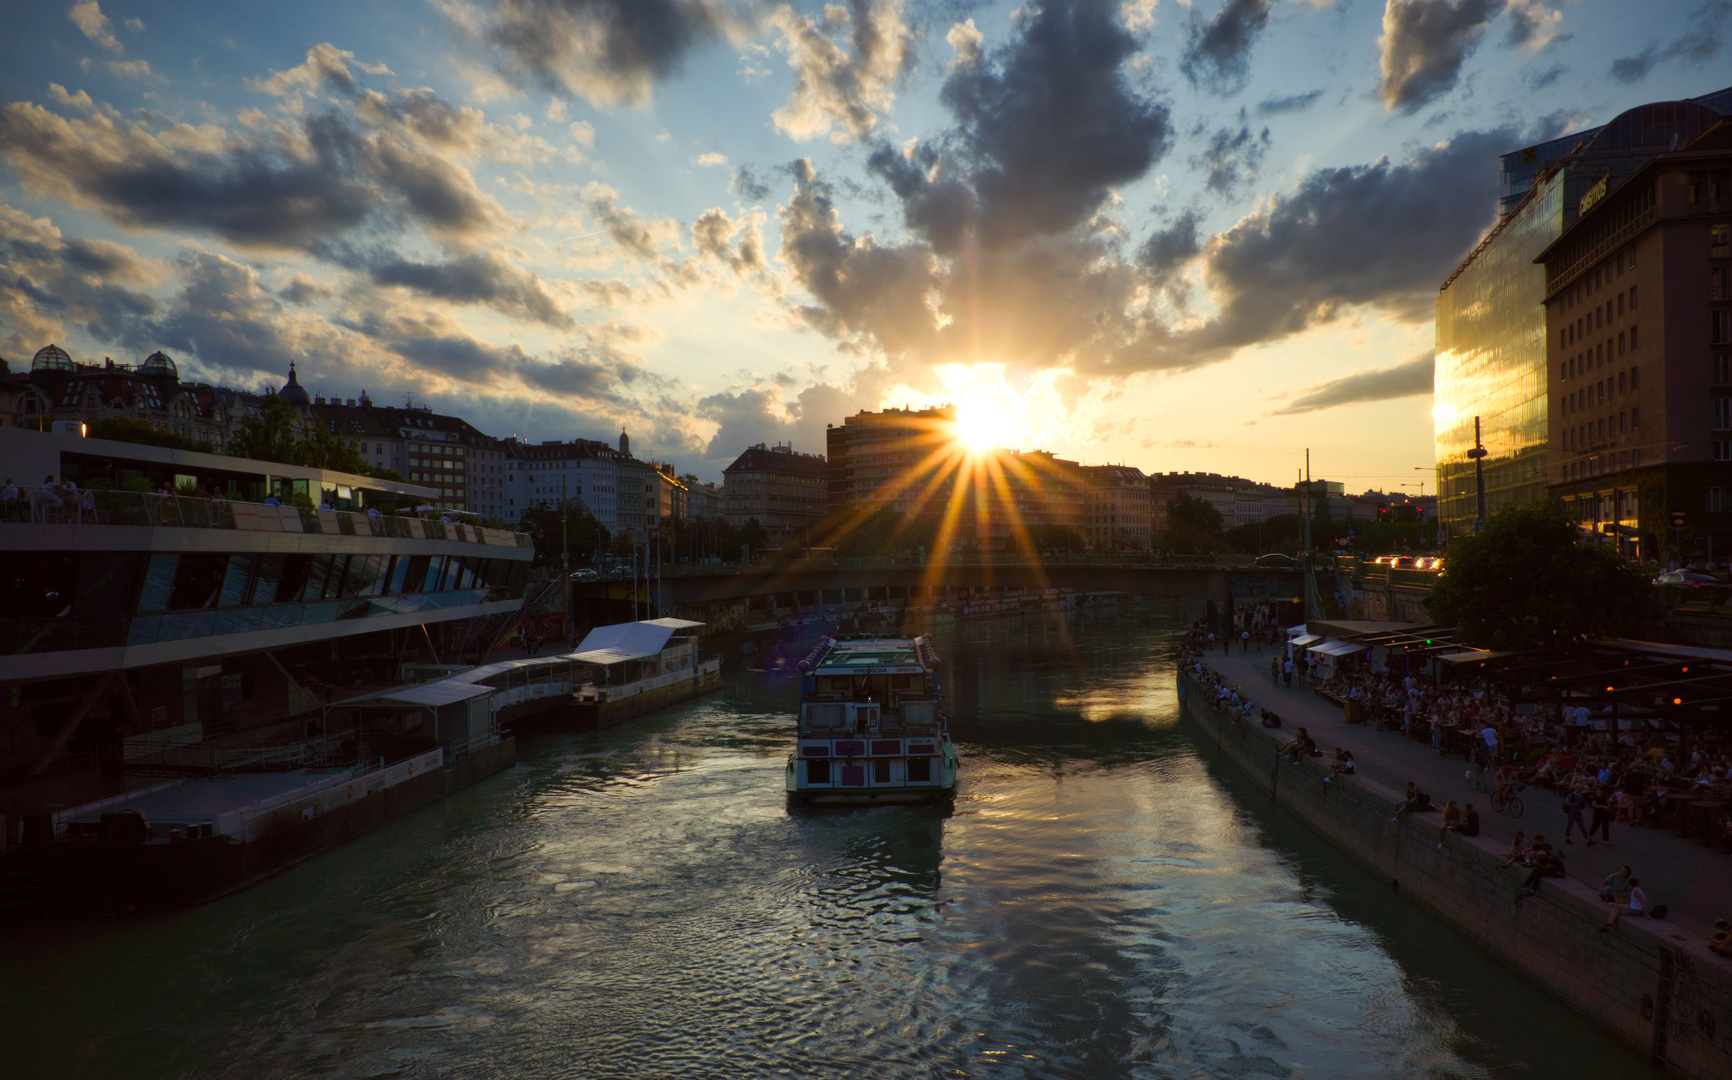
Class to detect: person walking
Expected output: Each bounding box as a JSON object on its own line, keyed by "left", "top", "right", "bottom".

{"left": 1589, "top": 785, "right": 1614, "bottom": 846}
{"left": 1562, "top": 786, "right": 1591, "bottom": 845}
{"left": 1241, "top": 629, "right": 1251, "bottom": 653}
{"left": 1282, "top": 657, "right": 1293, "bottom": 688}
{"left": 1270, "top": 655, "right": 1281, "bottom": 686}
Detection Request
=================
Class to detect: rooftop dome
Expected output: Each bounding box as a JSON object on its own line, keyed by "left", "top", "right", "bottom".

{"left": 139, "top": 350, "right": 178, "bottom": 379}
{"left": 31, "top": 343, "right": 75, "bottom": 373}
{"left": 278, "top": 361, "right": 311, "bottom": 407}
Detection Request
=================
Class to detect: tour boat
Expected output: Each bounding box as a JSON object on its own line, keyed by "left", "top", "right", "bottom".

{"left": 785, "top": 634, "right": 959, "bottom": 805}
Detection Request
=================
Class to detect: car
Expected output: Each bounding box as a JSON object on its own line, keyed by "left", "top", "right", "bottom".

{"left": 1654, "top": 570, "right": 1719, "bottom": 586}
{"left": 572, "top": 568, "right": 600, "bottom": 582}
{"left": 1253, "top": 552, "right": 1298, "bottom": 568}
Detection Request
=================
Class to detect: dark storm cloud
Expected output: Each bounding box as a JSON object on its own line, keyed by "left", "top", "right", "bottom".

{"left": 368, "top": 252, "right": 570, "bottom": 326}
{"left": 1530, "top": 63, "right": 1565, "bottom": 89}
{"left": 1271, "top": 351, "right": 1435, "bottom": 414}
{"left": 1191, "top": 124, "right": 1271, "bottom": 197}
{"left": 1175, "top": 128, "right": 1513, "bottom": 361}
{"left": 873, "top": 0, "right": 1170, "bottom": 252}
{"left": 0, "top": 88, "right": 510, "bottom": 256}
{"left": 1180, "top": 0, "right": 1271, "bottom": 95}
{"left": 473, "top": 0, "right": 731, "bottom": 106}
{"left": 1377, "top": 0, "right": 1500, "bottom": 113}
{"left": 1610, "top": 2, "right": 1731, "bottom": 83}
{"left": 1137, "top": 210, "right": 1201, "bottom": 297}
{"left": 1255, "top": 90, "right": 1323, "bottom": 116}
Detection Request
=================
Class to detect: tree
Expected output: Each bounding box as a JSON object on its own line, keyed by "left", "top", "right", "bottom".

{"left": 227, "top": 395, "right": 303, "bottom": 465}
{"left": 519, "top": 500, "right": 608, "bottom": 567}
{"left": 1425, "top": 502, "right": 1652, "bottom": 650}
{"left": 88, "top": 417, "right": 213, "bottom": 454}
{"left": 1165, "top": 491, "right": 1223, "bottom": 555}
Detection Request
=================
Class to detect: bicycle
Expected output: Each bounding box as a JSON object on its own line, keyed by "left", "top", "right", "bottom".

{"left": 1491, "top": 783, "right": 1525, "bottom": 818}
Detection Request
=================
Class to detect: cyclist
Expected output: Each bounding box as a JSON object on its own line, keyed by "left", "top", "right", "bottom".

{"left": 1492, "top": 762, "right": 1517, "bottom": 810}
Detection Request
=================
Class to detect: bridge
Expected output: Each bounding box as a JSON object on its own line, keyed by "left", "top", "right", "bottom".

{"left": 570, "top": 556, "right": 1304, "bottom": 631}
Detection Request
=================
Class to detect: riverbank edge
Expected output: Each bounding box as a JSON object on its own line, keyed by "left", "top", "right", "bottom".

{"left": 1177, "top": 672, "right": 1732, "bottom": 1078}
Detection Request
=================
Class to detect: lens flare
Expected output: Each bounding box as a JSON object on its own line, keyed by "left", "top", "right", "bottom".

{"left": 955, "top": 394, "right": 1011, "bottom": 452}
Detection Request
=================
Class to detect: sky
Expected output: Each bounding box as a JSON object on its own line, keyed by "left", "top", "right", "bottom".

{"left": 0, "top": 0, "right": 1725, "bottom": 486}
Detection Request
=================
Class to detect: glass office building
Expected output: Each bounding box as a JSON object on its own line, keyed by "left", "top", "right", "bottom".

{"left": 1435, "top": 176, "right": 1563, "bottom": 537}
{"left": 1434, "top": 86, "right": 1732, "bottom": 540}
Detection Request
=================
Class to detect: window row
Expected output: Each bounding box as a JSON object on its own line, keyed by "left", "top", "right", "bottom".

{"left": 134, "top": 551, "right": 529, "bottom": 613}
{"left": 1563, "top": 409, "right": 1638, "bottom": 450}
{"left": 1561, "top": 367, "right": 1640, "bottom": 414}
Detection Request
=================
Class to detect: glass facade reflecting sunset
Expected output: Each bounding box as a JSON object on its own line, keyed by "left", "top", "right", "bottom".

{"left": 1434, "top": 176, "right": 1564, "bottom": 537}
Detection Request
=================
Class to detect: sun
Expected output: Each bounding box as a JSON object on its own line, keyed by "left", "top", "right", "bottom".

{"left": 954, "top": 393, "right": 1011, "bottom": 453}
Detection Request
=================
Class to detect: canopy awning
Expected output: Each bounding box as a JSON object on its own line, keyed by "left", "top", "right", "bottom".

{"left": 1288, "top": 634, "right": 1321, "bottom": 648}
{"left": 572, "top": 618, "right": 703, "bottom": 665}
{"left": 1310, "top": 640, "right": 1363, "bottom": 658}
{"left": 361, "top": 681, "right": 492, "bottom": 707}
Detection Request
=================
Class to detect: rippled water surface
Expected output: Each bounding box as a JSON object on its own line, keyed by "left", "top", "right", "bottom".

{"left": 3, "top": 609, "right": 1649, "bottom": 1079}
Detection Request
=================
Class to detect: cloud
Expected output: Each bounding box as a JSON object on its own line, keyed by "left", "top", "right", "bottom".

{"left": 1504, "top": 0, "right": 1563, "bottom": 51}
{"left": 1271, "top": 351, "right": 1435, "bottom": 414}
{"left": 0, "top": 201, "right": 160, "bottom": 353}
{"left": 367, "top": 252, "right": 571, "bottom": 326}
{"left": 106, "top": 59, "right": 152, "bottom": 78}
{"left": 873, "top": 0, "right": 1171, "bottom": 252}
{"left": 1157, "top": 128, "right": 1513, "bottom": 366}
{"left": 461, "top": 0, "right": 735, "bottom": 108}
{"left": 568, "top": 119, "right": 595, "bottom": 146}
{"left": 768, "top": 0, "right": 912, "bottom": 143}
{"left": 731, "top": 164, "right": 771, "bottom": 200}
{"left": 1190, "top": 123, "right": 1271, "bottom": 197}
{"left": 0, "top": 87, "right": 513, "bottom": 253}
{"left": 1179, "top": 0, "right": 1271, "bottom": 95}
{"left": 1256, "top": 90, "right": 1323, "bottom": 116}
{"left": 696, "top": 150, "right": 728, "bottom": 166}
{"left": 1610, "top": 2, "right": 1731, "bottom": 83}
{"left": 67, "top": 2, "right": 122, "bottom": 54}
{"left": 246, "top": 43, "right": 389, "bottom": 97}
{"left": 1377, "top": 0, "right": 1500, "bottom": 113}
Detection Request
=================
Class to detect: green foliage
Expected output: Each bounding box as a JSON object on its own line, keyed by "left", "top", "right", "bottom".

{"left": 1425, "top": 502, "right": 1653, "bottom": 650}
{"left": 88, "top": 417, "right": 213, "bottom": 453}
{"left": 1165, "top": 491, "right": 1223, "bottom": 555}
{"left": 519, "top": 499, "right": 609, "bottom": 566}
{"left": 226, "top": 396, "right": 393, "bottom": 476}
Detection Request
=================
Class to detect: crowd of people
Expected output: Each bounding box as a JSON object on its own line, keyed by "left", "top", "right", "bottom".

{"left": 1178, "top": 620, "right": 1732, "bottom": 952}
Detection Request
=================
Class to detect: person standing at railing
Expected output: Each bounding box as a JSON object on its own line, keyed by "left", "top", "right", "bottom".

{"left": 33, "top": 475, "right": 62, "bottom": 523}
{"left": 0, "top": 478, "right": 18, "bottom": 522}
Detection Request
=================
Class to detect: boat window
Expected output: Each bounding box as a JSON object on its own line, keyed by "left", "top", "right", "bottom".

{"left": 251, "top": 555, "right": 283, "bottom": 605}
{"left": 807, "top": 759, "right": 831, "bottom": 784}
{"left": 218, "top": 554, "right": 256, "bottom": 608}
{"left": 275, "top": 554, "right": 312, "bottom": 603}
{"left": 168, "top": 552, "right": 228, "bottom": 610}
{"left": 873, "top": 759, "right": 892, "bottom": 783}
{"left": 908, "top": 757, "right": 931, "bottom": 782}
{"left": 300, "top": 554, "right": 335, "bottom": 602}
{"left": 136, "top": 554, "right": 177, "bottom": 613}
{"left": 0, "top": 552, "right": 79, "bottom": 620}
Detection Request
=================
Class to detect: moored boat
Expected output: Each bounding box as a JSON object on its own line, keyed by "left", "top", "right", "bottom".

{"left": 785, "top": 635, "right": 958, "bottom": 805}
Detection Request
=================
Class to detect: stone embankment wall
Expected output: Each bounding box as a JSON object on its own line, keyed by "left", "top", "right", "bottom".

{"left": 1179, "top": 674, "right": 1732, "bottom": 1079}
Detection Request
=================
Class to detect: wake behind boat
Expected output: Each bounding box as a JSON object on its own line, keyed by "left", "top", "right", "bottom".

{"left": 785, "top": 635, "right": 959, "bottom": 805}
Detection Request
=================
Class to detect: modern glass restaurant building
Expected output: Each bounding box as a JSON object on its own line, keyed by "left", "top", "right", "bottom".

{"left": 1435, "top": 85, "right": 1732, "bottom": 550}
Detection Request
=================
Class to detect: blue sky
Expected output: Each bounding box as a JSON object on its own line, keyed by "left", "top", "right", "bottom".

{"left": 0, "top": 0, "right": 1724, "bottom": 483}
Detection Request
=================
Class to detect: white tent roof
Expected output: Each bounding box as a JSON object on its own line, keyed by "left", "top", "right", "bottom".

{"left": 570, "top": 619, "right": 704, "bottom": 666}
{"left": 1310, "top": 640, "right": 1363, "bottom": 657}
{"left": 1288, "top": 634, "right": 1321, "bottom": 647}
{"left": 369, "top": 681, "right": 493, "bottom": 707}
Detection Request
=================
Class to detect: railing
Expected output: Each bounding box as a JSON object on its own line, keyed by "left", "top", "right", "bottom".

{"left": 623, "top": 553, "right": 1279, "bottom": 579}
{"left": 2, "top": 489, "right": 530, "bottom": 548}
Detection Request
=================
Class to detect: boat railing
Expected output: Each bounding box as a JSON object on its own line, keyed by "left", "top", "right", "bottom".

{"left": 5, "top": 489, "right": 531, "bottom": 548}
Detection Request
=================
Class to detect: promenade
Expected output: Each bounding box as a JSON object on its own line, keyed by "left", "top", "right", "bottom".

{"left": 1198, "top": 643, "right": 1732, "bottom": 942}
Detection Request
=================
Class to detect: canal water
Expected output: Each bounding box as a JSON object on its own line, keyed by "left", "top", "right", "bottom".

{"left": 2, "top": 608, "right": 1651, "bottom": 1079}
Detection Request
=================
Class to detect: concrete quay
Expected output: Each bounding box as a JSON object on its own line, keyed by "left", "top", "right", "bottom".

{"left": 1180, "top": 655, "right": 1732, "bottom": 1079}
